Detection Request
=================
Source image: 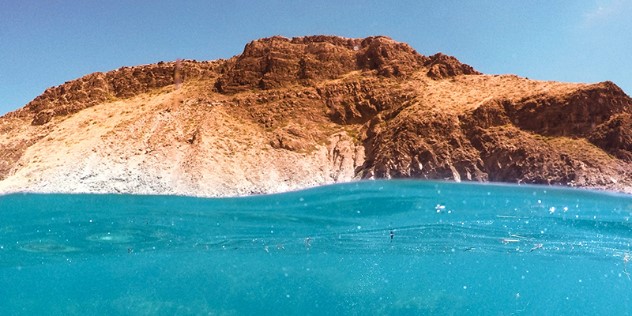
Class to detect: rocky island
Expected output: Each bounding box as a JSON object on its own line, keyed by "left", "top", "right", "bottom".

{"left": 1, "top": 35, "right": 630, "bottom": 196}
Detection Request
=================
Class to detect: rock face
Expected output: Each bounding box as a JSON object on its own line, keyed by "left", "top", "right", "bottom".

{"left": 0, "top": 35, "right": 630, "bottom": 196}
{"left": 23, "top": 60, "right": 221, "bottom": 125}
{"left": 214, "top": 36, "right": 429, "bottom": 93}
{"left": 425, "top": 53, "right": 481, "bottom": 79}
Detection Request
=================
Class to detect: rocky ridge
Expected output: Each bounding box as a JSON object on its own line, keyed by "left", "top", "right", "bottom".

{"left": 0, "top": 35, "right": 630, "bottom": 196}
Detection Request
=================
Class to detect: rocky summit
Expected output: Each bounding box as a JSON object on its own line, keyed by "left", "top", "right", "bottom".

{"left": 1, "top": 35, "right": 630, "bottom": 196}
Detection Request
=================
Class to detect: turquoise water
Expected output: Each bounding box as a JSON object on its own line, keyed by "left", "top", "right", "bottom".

{"left": 1, "top": 180, "right": 631, "bottom": 315}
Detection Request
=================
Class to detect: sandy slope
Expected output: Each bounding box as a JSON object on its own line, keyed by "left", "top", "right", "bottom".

{"left": 0, "top": 86, "right": 363, "bottom": 196}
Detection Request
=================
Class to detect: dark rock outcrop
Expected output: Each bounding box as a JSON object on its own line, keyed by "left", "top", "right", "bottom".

{"left": 425, "top": 53, "right": 481, "bottom": 79}
{"left": 214, "top": 36, "right": 431, "bottom": 93}
{"left": 502, "top": 81, "right": 631, "bottom": 137}
{"left": 589, "top": 113, "right": 632, "bottom": 161}
{"left": 316, "top": 79, "right": 415, "bottom": 124}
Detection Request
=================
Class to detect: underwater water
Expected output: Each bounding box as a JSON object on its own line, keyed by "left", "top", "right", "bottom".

{"left": 1, "top": 180, "right": 631, "bottom": 315}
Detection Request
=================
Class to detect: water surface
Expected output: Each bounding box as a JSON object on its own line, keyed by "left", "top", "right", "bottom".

{"left": 1, "top": 181, "right": 631, "bottom": 315}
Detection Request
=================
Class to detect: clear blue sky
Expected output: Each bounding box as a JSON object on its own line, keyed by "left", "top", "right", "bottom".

{"left": 1, "top": 0, "right": 631, "bottom": 115}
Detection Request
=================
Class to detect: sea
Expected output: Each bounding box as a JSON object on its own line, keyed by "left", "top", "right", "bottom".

{"left": 1, "top": 180, "right": 631, "bottom": 315}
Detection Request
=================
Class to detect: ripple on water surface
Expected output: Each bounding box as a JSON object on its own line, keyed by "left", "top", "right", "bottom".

{"left": 86, "top": 231, "right": 137, "bottom": 243}
{"left": 19, "top": 241, "right": 81, "bottom": 253}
